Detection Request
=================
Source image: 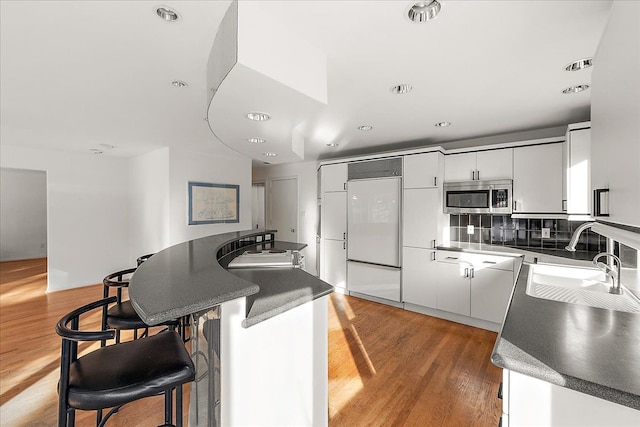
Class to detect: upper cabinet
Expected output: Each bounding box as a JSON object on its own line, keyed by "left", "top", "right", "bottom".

{"left": 513, "top": 143, "right": 563, "bottom": 213}
{"left": 320, "top": 163, "right": 347, "bottom": 193}
{"left": 444, "top": 148, "right": 513, "bottom": 182}
{"left": 563, "top": 123, "right": 591, "bottom": 215}
{"left": 590, "top": 1, "right": 640, "bottom": 227}
{"left": 403, "top": 152, "right": 444, "bottom": 189}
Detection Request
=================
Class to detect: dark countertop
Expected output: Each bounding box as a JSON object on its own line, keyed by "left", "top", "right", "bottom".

{"left": 129, "top": 229, "right": 333, "bottom": 328}
{"left": 491, "top": 263, "right": 640, "bottom": 410}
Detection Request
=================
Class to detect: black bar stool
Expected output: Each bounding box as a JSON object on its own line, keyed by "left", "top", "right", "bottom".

{"left": 102, "top": 268, "right": 179, "bottom": 344}
{"left": 56, "top": 297, "right": 195, "bottom": 427}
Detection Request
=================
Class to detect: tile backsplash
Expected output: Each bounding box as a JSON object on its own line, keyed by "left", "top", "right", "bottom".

{"left": 449, "top": 214, "right": 606, "bottom": 254}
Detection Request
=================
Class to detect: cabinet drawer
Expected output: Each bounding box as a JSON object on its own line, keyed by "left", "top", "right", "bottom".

{"left": 437, "top": 251, "right": 514, "bottom": 272}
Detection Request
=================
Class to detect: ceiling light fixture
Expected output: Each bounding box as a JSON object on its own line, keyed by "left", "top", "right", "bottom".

{"left": 391, "top": 84, "right": 412, "bottom": 94}
{"left": 172, "top": 80, "right": 188, "bottom": 88}
{"left": 247, "top": 137, "right": 266, "bottom": 144}
{"left": 357, "top": 125, "right": 373, "bottom": 131}
{"left": 98, "top": 144, "right": 116, "bottom": 150}
{"left": 326, "top": 143, "right": 339, "bottom": 147}
{"left": 434, "top": 121, "right": 451, "bottom": 127}
{"left": 156, "top": 6, "right": 179, "bottom": 22}
{"left": 562, "top": 84, "right": 590, "bottom": 94}
{"left": 407, "top": 1, "right": 441, "bottom": 23}
{"left": 263, "top": 152, "right": 278, "bottom": 157}
{"left": 90, "top": 149, "right": 103, "bottom": 155}
{"left": 565, "top": 58, "right": 593, "bottom": 72}
{"left": 246, "top": 112, "right": 271, "bottom": 121}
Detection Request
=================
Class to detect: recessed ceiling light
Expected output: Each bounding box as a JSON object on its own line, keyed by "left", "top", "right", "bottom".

{"left": 434, "top": 121, "right": 451, "bottom": 127}
{"left": 90, "top": 149, "right": 103, "bottom": 155}
{"left": 263, "top": 152, "right": 278, "bottom": 157}
{"left": 391, "top": 84, "right": 412, "bottom": 94}
{"left": 565, "top": 58, "right": 593, "bottom": 72}
{"left": 407, "top": 1, "right": 441, "bottom": 22}
{"left": 247, "top": 137, "right": 266, "bottom": 144}
{"left": 246, "top": 112, "right": 271, "bottom": 121}
{"left": 562, "top": 84, "right": 590, "bottom": 94}
{"left": 172, "top": 80, "right": 188, "bottom": 88}
{"left": 98, "top": 144, "right": 116, "bottom": 150}
{"left": 357, "top": 125, "right": 373, "bottom": 131}
{"left": 327, "top": 143, "right": 339, "bottom": 147}
{"left": 156, "top": 6, "right": 179, "bottom": 22}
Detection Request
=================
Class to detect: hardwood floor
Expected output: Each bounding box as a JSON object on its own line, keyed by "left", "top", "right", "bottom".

{"left": 0, "top": 259, "right": 502, "bottom": 426}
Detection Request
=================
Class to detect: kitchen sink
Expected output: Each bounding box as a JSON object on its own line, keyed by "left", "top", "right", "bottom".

{"left": 526, "top": 264, "right": 640, "bottom": 313}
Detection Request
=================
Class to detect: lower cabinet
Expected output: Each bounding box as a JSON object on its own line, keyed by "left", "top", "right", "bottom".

{"left": 471, "top": 268, "right": 515, "bottom": 324}
{"left": 402, "top": 247, "right": 438, "bottom": 308}
{"left": 503, "top": 370, "right": 640, "bottom": 426}
{"left": 434, "top": 250, "right": 516, "bottom": 325}
{"left": 436, "top": 261, "right": 471, "bottom": 316}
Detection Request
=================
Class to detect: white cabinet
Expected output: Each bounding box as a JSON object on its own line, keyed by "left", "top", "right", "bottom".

{"left": 403, "top": 152, "right": 444, "bottom": 189}
{"left": 436, "top": 260, "right": 471, "bottom": 316}
{"left": 563, "top": 124, "right": 591, "bottom": 215}
{"left": 320, "top": 238, "right": 347, "bottom": 290}
{"left": 503, "top": 370, "right": 640, "bottom": 427}
{"left": 444, "top": 148, "right": 513, "bottom": 182}
{"left": 403, "top": 188, "right": 439, "bottom": 248}
{"left": 436, "top": 251, "right": 515, "bottom": 323}
{"left": 513, "top": 143, "right": 563, "bottom": 213}
{"left": 320, "top": 192, "right": 346, "bottom": 241}
{"left": 320, "top": 163, "right": 347, "bottom": 192}
{"left": 402, "top": 247, "right": 438, "bottom": 308}
{"left": 470, "top": 267, "right": 514, "bottom": 323}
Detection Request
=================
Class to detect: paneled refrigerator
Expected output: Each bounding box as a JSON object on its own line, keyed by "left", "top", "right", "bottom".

{"left": 347, "top": 173, "right": 402, "bottom": 302}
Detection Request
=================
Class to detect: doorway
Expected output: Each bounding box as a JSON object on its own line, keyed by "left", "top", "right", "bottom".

{"left": 0, "top": 168, "right": 47, "bottom": 262}
{"left": 252, "top": 183, "right": 266, "bottom": 229}
{"left": 268, "top": 177, "right": 298, "bottom": 242}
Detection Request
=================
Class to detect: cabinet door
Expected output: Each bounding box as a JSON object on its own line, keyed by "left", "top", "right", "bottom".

{"left": 436, "top": 261, "right": 471, "bottom": 316}
{"left": 444, "top": 152, "right": 476, "bottom": 181}
{"left": 402, "top": 247, "right": 438, "bottom": 308}
{"left": 476, "top": 148, "right": 513, "bottom": 180}
{"left": 404, "top": 152, "right": 443, "bottom": 189}
{"left": 320, "top": 163, "right": 347, "bottom": 192}
{"left": 513, "top": 143, "right": 563, "bottom": 213}
{"left": 321, "top": 192, "right": 346, "bottom": 241}
{"left": 470, "top": 268, "right": 514, "bottom": 323}
{"left": 403, "top": 188, "right": 438, "bottom": 248}
{"left": 320, "top": 238, "right": 347, "bottom": 290}
{"left": 565, "top": 128, "right": 591, "bottom": 215}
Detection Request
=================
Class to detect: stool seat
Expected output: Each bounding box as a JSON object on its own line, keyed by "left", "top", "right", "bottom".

{"left": 68, "top": 331, "right": 194, "bottom": 410}
{"left": 106, "top": 301, "right": 179, "bottom": 330}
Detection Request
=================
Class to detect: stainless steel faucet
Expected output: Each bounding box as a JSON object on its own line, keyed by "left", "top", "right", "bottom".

{"left": 593, "top": 252, "right": 623, "bottom": 295}
{"left": 565, "top": 222, "right": 596, "bottom": 252}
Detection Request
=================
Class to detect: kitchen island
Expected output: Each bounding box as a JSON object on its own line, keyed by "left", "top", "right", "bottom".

{"left": 129, "top": 229, "right": 333, "bottom": 427}
{"left": 492, "top": 262, "right": 640, "bottom": 425}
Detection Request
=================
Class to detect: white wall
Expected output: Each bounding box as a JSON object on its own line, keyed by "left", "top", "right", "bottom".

{"left": 253, "top": 161, "right": 319, "bottom": 276}
{"left": 0, "top": 145, "right": 130, "bottom": 291}
{"left": 0, "top": 168, "right": 47, "bottom": 261}
{"left": 168, "top": 147, "right": 252, "bottom": 245}
{"left": 128, "top": 148, "right": 171, "bottom": 263}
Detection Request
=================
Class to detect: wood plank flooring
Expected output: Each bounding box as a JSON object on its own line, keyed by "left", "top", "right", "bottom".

{"left": 1, "top": 259, "right": 502, "bottom": 426}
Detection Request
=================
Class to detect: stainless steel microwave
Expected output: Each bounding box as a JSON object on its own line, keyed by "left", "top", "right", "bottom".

{"left": 443, "top": 179, "right": 513, "bottom": 214}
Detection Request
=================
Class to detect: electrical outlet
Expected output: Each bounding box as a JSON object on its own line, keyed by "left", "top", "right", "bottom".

{"left": 467, "top": 225, "right": 475, "bottom": 235}
{"left": 542, "top": 228, "right": 550, "bottom": 239}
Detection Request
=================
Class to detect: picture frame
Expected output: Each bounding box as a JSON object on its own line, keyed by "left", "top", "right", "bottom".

{"left": 188, "top": 181, "right": 240, "bottom": 225}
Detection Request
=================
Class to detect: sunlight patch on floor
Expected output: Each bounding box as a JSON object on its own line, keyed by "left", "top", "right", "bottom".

{"left": 0, "top": 366, "right": 58, "bottom": 426}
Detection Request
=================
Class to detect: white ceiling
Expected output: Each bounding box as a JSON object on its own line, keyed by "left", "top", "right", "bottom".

{"left": 1, "top": 1, "right": 613, "bottom": 163}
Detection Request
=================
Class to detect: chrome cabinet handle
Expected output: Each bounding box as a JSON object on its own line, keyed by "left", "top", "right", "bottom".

{"left": 464, "top": 267, "right": 469, "bottom": 278}
{"left": 343, "top": 242, "right": 346, "bottom": 250}
{"left": 472, "top": 170, "right": 475, "bottom": 180}
{"left": 477, "top": 170, "right": 480, "bottom": 180}
{"left": 431, "top": 252, "right": 436, "bottom": 261}
{"left": 470, "top": 268, "right": 475, "bottom": 279}
{"left": 432, "top": 239, "right": 436, "bottom": 249}
{"left": 446, "top": 256, "right": 459, "bottom": 260}
{"left": 513, "top": 201, "right": 517, "bottom": 211}
{"left": 434, "top": 176, "right": 437, "bottom": 186}
{"left": 343, "top": 232, "right": 346, "bottom": 240}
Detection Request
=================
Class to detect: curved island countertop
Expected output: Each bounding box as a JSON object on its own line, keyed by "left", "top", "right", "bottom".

{"left": 129, "top": 229, "right": 333, "bottom": 328}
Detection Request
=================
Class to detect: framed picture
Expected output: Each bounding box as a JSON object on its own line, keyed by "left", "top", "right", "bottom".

{"left": 188, "top": 181, "right": 240, "bottom": 225}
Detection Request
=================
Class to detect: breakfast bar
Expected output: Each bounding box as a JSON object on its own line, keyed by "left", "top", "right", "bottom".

{"left": 129, "top": 229, "right": 333, "bottom": 426}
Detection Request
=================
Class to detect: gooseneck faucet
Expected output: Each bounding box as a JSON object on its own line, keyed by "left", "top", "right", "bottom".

{"left": 565, "top": 222, "right": 596, "bottom": 252}
{"left": 593, "top": 252, "right": 623, "bottom": 295}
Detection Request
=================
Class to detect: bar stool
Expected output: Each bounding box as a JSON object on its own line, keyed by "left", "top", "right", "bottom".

{"left": 102, "top": 268, "right": 179, "bottom": 344}
{"left": 56, "top": 297, "right": 195, "bottom": 427}
{"left": 136, "top": 253, "right": 155, "bottom": 266}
